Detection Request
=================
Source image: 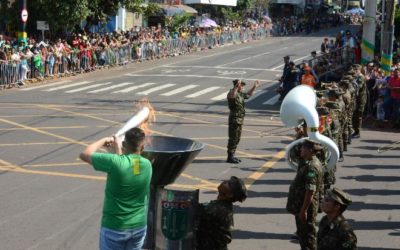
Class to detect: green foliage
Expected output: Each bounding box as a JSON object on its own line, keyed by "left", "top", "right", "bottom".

{"left": 395, "top": 5, "right": 400, "bottom": 39}
{"left": 221, "top": 8, "right": 241, "bottom": 22}
{"left": 1, "top": 0, "right": 151, "bottom": 34}
{"left": 165, "top": 13, "right": 190, "bottom": 33}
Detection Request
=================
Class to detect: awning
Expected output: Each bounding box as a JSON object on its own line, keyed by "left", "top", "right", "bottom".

{"left": 160, "top": 4, "right": 198, "bottom": 16}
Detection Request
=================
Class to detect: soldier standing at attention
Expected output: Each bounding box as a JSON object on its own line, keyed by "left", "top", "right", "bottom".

{"left": 226, "top": 79, "right": 259, "bottom": 164}
{"left": 286, "top": 139, "right": 324, "bottom": 250}
{"left": 352, "top": 64, "right": 367, "bottom": 138}
{"left": 196, "top": 176, "right": 247, "bottom": 250}
{"left": 318, "top": 188, "right": 357, "bottom": 250}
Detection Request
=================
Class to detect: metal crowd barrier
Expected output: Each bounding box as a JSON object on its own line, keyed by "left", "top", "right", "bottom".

{"left": 0, "top": 26, "right": 347, "bottom": 89}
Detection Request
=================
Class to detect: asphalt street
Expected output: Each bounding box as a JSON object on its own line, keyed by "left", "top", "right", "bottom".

{"left": 0, "top": 25, "right": 399, "bottom": 250}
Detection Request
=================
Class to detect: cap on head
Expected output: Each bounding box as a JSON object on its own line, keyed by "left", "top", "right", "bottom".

{"left": 326, "top": 187, "right": 352, "bottom": 206}
{"left": 228, "top": 176, "right": 247, "bottom": 202}
{"left": 284, "top": 55, "right": 290, "bottom": 60}
{"left": 302, "top": 139, "right": 323, "bottom": 151}
{"left": 324, "top": 101, "right": 340, "bottom": 110}
{"left": 233, "top": 79, "right": 245, "bottom": 86}
{"left": 317, "top": 106, "right": 330, "bottom": 116}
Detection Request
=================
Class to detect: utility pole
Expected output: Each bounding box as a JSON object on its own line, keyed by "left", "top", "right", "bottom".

{"left": 361, "top": 0, "right": 377, "bottom": 64}
{"left": 381, "top": 0, "right": 396, "bottom": 75}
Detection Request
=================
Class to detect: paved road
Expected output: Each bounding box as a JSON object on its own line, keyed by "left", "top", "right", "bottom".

{"left": 0, "top": 25, "right": 399, "bottom": 250}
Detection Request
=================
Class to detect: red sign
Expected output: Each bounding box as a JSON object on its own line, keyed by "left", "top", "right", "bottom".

{"left": 21, "top": 9, "right": 28, "bottom": 23}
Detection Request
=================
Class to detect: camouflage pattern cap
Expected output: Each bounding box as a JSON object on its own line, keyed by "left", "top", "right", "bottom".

{"left": 326, "top": 187, "right": 352, "bottom": 206}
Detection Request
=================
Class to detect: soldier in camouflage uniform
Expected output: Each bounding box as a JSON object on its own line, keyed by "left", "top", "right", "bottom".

{"left": 324, "top": 91, "right": 344, "bottom": 162}
{"left": 226, "top": 79, "right": 259, "bottom": 163}
{"left": 338, "top": 80, "right": 353, "bottom": 152}
{"left": 196, "top": 176, "right": 247, "bottom": 250}
{"left": 287, "top": 139, "right": 324, "bottom": 250}
{"left": 351, "top": 64, "right": 367, "bottom": 138}
{"left": 318, "top": 188, "right": 357, "bottom": 250}
{"left": 341, "top": 74, "right": 357, "bottom": 145}
{"left": 316, "top": 106, "right": 336, "bottom": 192}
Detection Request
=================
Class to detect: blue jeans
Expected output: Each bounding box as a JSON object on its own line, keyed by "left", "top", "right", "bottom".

{"left": 100, "top": 226, "right": 147, "bottom": 250}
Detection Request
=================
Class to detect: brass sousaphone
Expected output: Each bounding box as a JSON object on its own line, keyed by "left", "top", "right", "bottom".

{"left": 280, "top": 85, "right": 339, "bottom": 170}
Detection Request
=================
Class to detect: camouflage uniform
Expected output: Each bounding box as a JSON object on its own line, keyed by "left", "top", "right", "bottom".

{"left": 317, "top": 214, "right": 357, "bottom": 250}
{"left": 227, "top": 90, "right": 249, "bottom": 158}
{"left": 196, "top": 200, "right": 233, "bottom": 250}
{"left": 340, "top": 85, "right": 352, "bottom": 151}
{"left": 287, "top": 155, "right": 324, "bottom": 250}
{"left": 352, "top": 73, "right": 367, "bottom": 136}
{"left": 342, "top": 75, "right": 356, "bottom": 144}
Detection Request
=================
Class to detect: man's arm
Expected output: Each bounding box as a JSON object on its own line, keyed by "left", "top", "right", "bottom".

{"left": 247, "top": 80, "right": 260, "bottom": 96}
{"left": 79, "top": 137, "right": 114, "bottom": 165}
{"left": 299, "top": 190, "right": 314, "bottom": 223}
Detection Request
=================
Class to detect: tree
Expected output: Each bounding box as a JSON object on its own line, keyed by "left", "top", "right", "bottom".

{"left": 165, "top": 13, "right": 190, "bottom": 33}
{"left": 252, "top": 0, "right": 269, "bottom": 18}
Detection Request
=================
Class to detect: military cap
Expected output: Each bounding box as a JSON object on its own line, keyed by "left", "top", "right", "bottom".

{"left": 338, "top": 80, "right": 350, "bottom": 89}
{"left": 342, "top": 75, "right": 353, "bottom": 80}
{"left": 302, "top": 139, "right": 323, "bottom": 151}
{"left": 232, "top": 79, "right": 246, "bottom": 86}
{"left": 345, "top": 69, "right": 356, "bottom": 75}
{"left": 284, "top": 55, "right": 290, "bottom": 59}
{"left": 228, "top": 176, "right": 247, "bottom": 202}
{"left": 326, "top": 187, "right": 352, "bottom": 206}
{"left": 324, "top": 101, "right": 340, "bottom": 110}
{"left": 317, "top": 106, "right": 330, "bottom": 116}
{"left": 326, "top": 89, "right": 343, "bottom": 98}
{"left": 352, "top": 64, "right": 362, "bottom": 69}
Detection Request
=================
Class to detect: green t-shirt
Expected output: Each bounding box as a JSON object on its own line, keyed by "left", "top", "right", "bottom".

{"left": 91, "top": 152, "right": 152, "bottom": 230}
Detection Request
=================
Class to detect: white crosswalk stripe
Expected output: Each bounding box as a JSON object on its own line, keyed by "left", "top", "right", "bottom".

{"left": 65, "top": 82, "right": 112, "bottom": 93}
{"left": 263, "top": 94, "right": 280, "bottom": 105}
{"left": 137, "top": 84, "right": 176, "bottom": 95}
{"left": 246, "top": 90, "right": 267, "bottom": 102}
{"left": 161, "top": 85, "right": 198, "bottom": 96}
{"left": 45, "top": 81, "right": 91, "bottom": 92}
{"left": 88, "top": 82, "right": 136, "bottom": 93}
{"left": 185, "top": 87, "right": 221, "bottom": 98}
{"left": 20, "top": 80, "right": 71, "bottom": 91}
{"left": 211, "top": 91, "right": 228, "bottom": 101}
{"left": 113, "top": 83, "right": 156, "bottom": 93}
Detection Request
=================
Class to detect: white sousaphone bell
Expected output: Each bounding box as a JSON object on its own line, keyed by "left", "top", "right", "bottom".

{"left": 280, "top": 85, "right": 339, "bottom": 171}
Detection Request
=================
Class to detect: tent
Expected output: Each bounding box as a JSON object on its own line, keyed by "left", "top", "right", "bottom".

{"left": 345, "top": 8, "right": 365, "bottom": 15}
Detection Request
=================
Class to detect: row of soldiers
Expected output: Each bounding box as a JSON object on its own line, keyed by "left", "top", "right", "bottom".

{"left": 286, "top": 63, "right": 368, "bottom": 250}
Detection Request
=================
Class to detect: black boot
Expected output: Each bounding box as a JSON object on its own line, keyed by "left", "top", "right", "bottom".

{"left": 347, "top": 136, "right": 352, "bottom": 145}
{"left": 233, "top": 157, "right": 242, "bottom": 162}
{"left": 338, "top": 154, "right": 344, "bottom": 162}
{"left": 352, "top": 132, "right": 360, "bottom": 138}
{"left": 227, "top": 154, "right": 240, "bottom": 164}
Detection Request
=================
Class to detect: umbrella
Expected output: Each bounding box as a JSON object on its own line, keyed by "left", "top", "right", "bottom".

{"left": 345, "top": 8, "right": 365, "bottom": 15}
{"left": 263, "top": 15, "right": 272, "bottom": 23}
{"left": 199, "top": 18, "right": 218, "bottom": 27}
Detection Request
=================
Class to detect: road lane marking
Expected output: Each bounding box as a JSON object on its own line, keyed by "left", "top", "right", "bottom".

{"left": 125, "top": 73, "right": 274, "bottom": 83}
{"left": 211, "top": 91, "right": 228, "bottom": 101}
{"left": 246, "top": 90, "right": 267, "bottom": 102}
{"left": 20, "top": 80, "right": 71, "bottom": 91}
{"left": 113, "top": 82, "right": 156, "bottom": 93}
{"left": 65, "top": 82, "right": 112, "bottom": 93}
{"left": 161, "top": 85, "right": 198, "bottom": 96}
{"left": 185, "top": 87, "right": 221, "bottom": 98}
{"left": 263, "top": 94, "right": 280, "bottom": 105}
{"left": 217, "top": 51, "right": 272, "bottom": 67}
{"left": 244, "top": 150, "right": 286, "bottom": 188}
{"left": 88, "top": 82, "right": 136, "bottom": 93}
{"left": 137, "top": 83, "right": 176, "bottom": 95}
{"left": 162, "top": 65, "right": 281, "bottom": 72}
{"left": 45, "top": 81, "right": 91, "bottom": 91}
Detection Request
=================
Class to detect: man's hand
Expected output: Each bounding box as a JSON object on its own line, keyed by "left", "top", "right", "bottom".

{"left": 254, "top": 80, "right": 260, "bottom": 88}
{"left": 299, "top": 208, "right": 307, "bottom": 224}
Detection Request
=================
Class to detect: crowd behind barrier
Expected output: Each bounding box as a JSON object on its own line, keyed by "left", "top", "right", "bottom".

{"left": 0, "top": 13, "right": 350, "bottom": 90}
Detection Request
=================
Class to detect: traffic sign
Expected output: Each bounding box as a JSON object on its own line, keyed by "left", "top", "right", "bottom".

{"left": 21, "top": 9, "right": 28, "bottom": 23}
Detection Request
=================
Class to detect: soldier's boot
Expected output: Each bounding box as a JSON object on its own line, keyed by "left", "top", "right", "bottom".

{"left": 351, "top": 132, "right": 360, "bottom": 138}
{"left": 338, "top": 153, "right": 344, "bottom": 162}
{"left": 343, "top": 144, "right": 348, "bottom": 152}
{"left": 347, "top": 136, "right": 352, "bottom": 145}
{"left": 227, "top": 154, "right": 240, "bottom": 164}
{"left": 233, "top": 156, "right": 241, "bottom": 162}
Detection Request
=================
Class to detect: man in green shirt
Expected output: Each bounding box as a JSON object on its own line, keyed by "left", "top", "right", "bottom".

{"left": 80, "top": 127, "right": 152, "bottom": 250}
